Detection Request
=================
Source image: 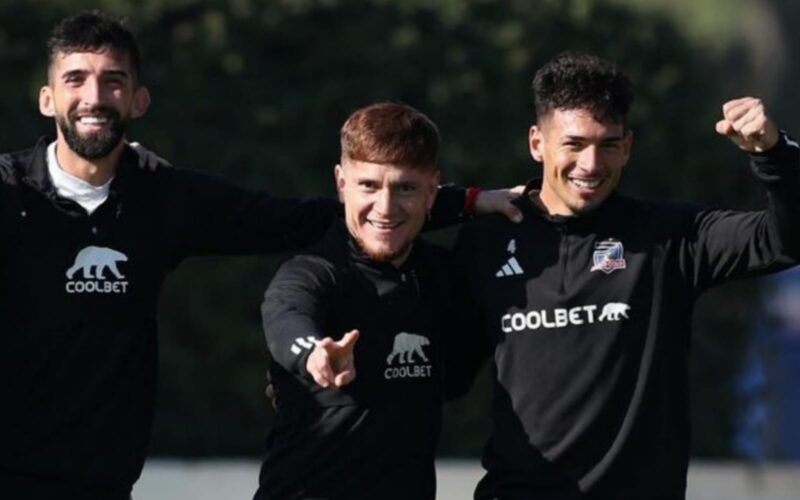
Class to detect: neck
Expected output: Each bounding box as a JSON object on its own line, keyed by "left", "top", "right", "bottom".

{"left": 529, "top": 190, "right": 545, "bottom": 212}
{"left": 531, "top": 189, "right": 567, "bottom": 216}
{"left": 54, "top": 137, "right": 123, "bottom": 186}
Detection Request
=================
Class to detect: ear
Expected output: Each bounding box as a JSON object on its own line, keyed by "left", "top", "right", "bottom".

{"left": 529, "top": 125, "right": 545, "bottom": 162}
{"left": 131, "top": 86, "right": 151, "bottom": 119}
{"left": 621, "top": 129, "right": 634, "bottom": 168}
{"left": 426, "top": 170, "right": 440, "bottom": 211}
{"left": 334, "top": 163, "right": 345, "bottom": 202}
{"left": 39, "top": 86, "right": 55, "bottom": 117}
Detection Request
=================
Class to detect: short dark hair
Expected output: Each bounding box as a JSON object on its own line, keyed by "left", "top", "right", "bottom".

{"left": 47, "top": 10, "right": 142, "bottom": 82}
{"left": 532, "top": 51, "right": 633, "bottom": 125}
{"left": 340, "top": 102, "right": 439, "bottom": 170}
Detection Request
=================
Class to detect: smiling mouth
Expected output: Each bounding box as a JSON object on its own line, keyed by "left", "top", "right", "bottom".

{"left": 368, "top": 220, "right": 403, "bottom": 230}
{"left": 568, "top": 177, "right": 602, "bottom": 189}
{"left": 76, "top": 115, "right": 111, "bottom": 126}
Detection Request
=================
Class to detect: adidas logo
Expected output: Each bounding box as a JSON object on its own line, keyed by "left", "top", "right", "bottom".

{"left": 496, "top": 256, "right": 524, "bottom": 277}
{"left": 290, "top": 336, "right": 318, "bottom": 356}
{"left": 496, "top": 239, "right": 524, "bottom": 277}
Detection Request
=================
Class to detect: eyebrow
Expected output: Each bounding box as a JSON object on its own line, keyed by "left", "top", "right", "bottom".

{"left": 563, "top": 134, "right": 625, "bottom": 142}
{"left": 60, "top": 69, "right": 130, "bottom": 80}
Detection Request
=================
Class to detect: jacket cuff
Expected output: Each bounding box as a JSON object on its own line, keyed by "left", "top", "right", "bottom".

{"left": 285, "top": 334, "right": 320, "bottom": 381}
{"left": 751, "top": 131, "right": 800, "bottom": 165}
{"left": 750, "top": 131, "right": 800, "bottom": 181}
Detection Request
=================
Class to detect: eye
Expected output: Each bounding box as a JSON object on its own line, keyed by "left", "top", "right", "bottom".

{"left": 64, "top": 74, "right": 84, "bottom": 85}
{"left": 105, "top": 77, "right": 125, "bottom": 88}
{"left": 358, "top": 180, "right": 378, "bottom": 191}
{"left": 396, "top": 183, "right": 417, "bottom": 194}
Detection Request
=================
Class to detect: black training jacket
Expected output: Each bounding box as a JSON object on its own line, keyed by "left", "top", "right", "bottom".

{"left": 256, "top": 221, "right": 453, "bottom": 500}
{"left": 453, "top": 134, "right": 800, "bottom": 500}
{"left": 0, "top": 138, "right": 467, "bottom": 500}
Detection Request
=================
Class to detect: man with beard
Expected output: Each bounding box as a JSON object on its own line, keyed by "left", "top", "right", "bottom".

{"left": 0, "top": 11, "right": 516, "bottom": 500}
{"left": 256, "top": 102, "right": 474, "bottom": 500}
{"left": 454, "top": 52, "right": 800, "bottom": 499}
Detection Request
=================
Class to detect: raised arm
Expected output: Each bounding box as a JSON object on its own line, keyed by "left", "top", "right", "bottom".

{"left": 682, "top": 97, "right": 800, "bottom": 291}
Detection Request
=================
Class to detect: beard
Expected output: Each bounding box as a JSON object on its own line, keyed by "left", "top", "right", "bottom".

{"left": 353, "top": 233, "right": 414, "bottom": 265}
{"left": 56, "top": 106, "right": 128, "bottom": 160}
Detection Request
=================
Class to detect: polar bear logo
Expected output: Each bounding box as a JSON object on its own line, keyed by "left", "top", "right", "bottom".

{"left": 66, "top": 246, "right": 128, "bottom": 280}
{"left": 386, "top": 332, "right": 430, "bottom": 365}
{"left": 599, "top": 302, "right": 631, "bottom": 321}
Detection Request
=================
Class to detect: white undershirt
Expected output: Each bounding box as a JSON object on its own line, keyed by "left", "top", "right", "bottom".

{"left": 47, "top": 142, "right": 113, "bottom": 215}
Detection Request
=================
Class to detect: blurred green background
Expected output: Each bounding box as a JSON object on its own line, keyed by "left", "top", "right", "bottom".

{"left": 2, "top": 0, "right": 798, "bottom": 459}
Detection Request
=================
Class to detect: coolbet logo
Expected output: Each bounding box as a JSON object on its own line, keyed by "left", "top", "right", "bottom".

{"left": 65, "top": 246, "right": 129, "bottom": 294}
{"left": 590, "top": 239, "right": 627, "bottom": 274}
{"left": 384, "top": 332, "right": 433, "bottom": 380}
{"left": 501, "top": 302, "right": 631, "bottom": 333}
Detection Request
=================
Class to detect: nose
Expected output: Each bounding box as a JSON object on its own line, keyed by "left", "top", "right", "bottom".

{"left": 79, "top": 76, "right": 102, "bottom": 107}
{"left": 373, "top": 188, "right": 396, "bottom": 217}
{"left": 576, "top": 145, "right": 603, "bottom": 174}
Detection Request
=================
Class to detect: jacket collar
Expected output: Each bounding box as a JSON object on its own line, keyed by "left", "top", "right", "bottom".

{"left": 344, "top": 222, "right": 422, "bottom": 276}
{"left": 21, "top": 137, "right": 55, "bottom": 194}
{"left": 19, "top": 137, "right": 142, "bottom": 218}
{"left": 318, "top": 219, "right": 422, "bottom": 276}
{"left": 517, "top": 177, "right": 623, "bottom": 226}
{"left": 22, "top": 136, "right": 141, "bottom": 197}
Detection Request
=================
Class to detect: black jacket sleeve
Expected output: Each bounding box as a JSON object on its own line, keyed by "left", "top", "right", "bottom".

{"left": 427, "top": 184, "right": 469, "bottom": 230}
{"left": 261, "top": 255, "right": 336, "bottom": 381}
{"left": 156, "top": 166, "right": 340, "bottom": 263}
{"left": 0, "top": 154, "right": 22, "bottom": 265}
{"left": 681, "top": 132, "right": 800, "bottom": 292}
{"left": 445, "top": 224, "right": 493, "bottom": 400}
{"left": 156, "top": 165, "right": 468, "bottom": 263}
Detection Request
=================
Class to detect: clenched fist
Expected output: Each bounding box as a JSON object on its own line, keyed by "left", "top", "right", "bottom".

{"left": 715, "top": 97, "right": 779, "bottom": 153}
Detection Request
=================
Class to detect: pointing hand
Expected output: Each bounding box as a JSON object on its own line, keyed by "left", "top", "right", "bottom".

{"left": 306, "top": 329, "right": 360, "bottom": 388}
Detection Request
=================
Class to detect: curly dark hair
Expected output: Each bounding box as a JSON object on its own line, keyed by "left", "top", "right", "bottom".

{"left": 532, "top": 51, "right": 633, "bottom": 125}
{"left": 47, "top": 10, "right": 141, "bottom": 82}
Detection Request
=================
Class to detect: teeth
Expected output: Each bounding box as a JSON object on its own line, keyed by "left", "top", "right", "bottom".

{"left": 78, "top": 116, "right": 108, "bottom": 125}
{"left": 570, "top": 178, "right": 601, "bottom": 189}
{"left": 370, "top": 221, "right": 400, "bottom": 229}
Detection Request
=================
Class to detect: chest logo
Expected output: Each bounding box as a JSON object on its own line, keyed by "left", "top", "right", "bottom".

{"left": 65, "top": 245, "right": 129, "bottom": 294}
{"left": 590, "top": 239, "right": 627, "bottom": 274}
{"left": 385, "top": 332, "right": 432, "bottom": 380}
{"left": 501, "top": 301, "right": 631, "bottom": 333}
{"left": 496, "top": 238, "right": 525, "bottom": 278}
{"left": 599, "top": 302, "right": 630, "bottom": 321}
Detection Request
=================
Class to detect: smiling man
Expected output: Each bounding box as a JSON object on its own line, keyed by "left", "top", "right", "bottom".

{"left": 41, "top": 31, "right": 150, "bottom": 175}
{"left": 257, "top": 102, "right": 458, "bottom": 500}
{"left": 454, "top": 52, "right": 800, "bottom": 499}
{"left": 0, "top": 12, "right": 502, "bottom": 500}
{"left": 531, "top": 106, "right": 631, "bottom": 216}
{"left": 0, "top": 11, "right": 345, "bottom": 500}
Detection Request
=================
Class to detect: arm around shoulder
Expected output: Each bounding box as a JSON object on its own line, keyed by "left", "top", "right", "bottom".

{"left": 156, "top": 166, "right": 339, "bottom": 259}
